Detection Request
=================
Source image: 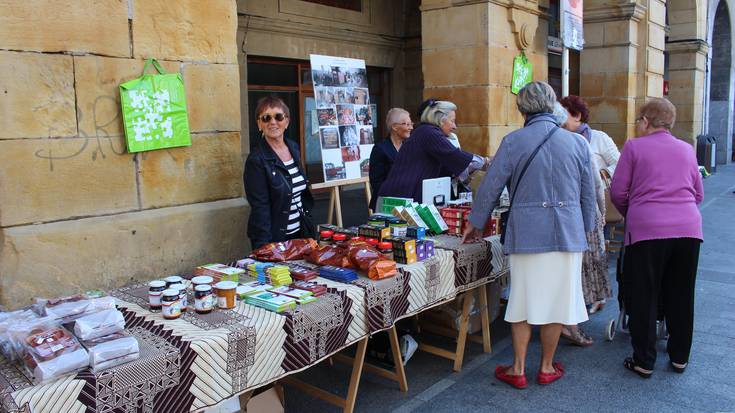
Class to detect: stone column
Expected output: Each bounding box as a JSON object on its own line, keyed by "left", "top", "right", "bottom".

{"left": 667, "top": 40, "right": 708, "bottom": 145}
{"left": 420, "top": 0, "right": 547, "bottom": 156}
{"left": 582, "top": 0, "right": 663, "bottom": 147}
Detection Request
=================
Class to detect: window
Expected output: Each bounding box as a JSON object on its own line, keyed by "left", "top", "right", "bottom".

{"left": 302, "top": 0, "right": 361, "bottom": 11}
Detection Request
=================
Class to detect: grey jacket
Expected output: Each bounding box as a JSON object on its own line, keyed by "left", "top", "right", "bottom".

{"left": 469, "top": 113, "right": 597, "bottom": 254}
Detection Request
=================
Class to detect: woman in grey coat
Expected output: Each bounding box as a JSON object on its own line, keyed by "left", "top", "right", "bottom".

{"left": 463, "top": 81, "right": 597, "bottom": 389}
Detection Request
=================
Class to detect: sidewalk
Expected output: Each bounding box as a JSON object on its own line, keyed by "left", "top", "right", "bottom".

{"left": 286, "top": 164, "right": 735, "bottom": 412}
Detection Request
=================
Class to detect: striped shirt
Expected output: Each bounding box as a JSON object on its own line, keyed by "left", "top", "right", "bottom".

{"left": 283, "top": 158, "right": 307, "bottom": 235}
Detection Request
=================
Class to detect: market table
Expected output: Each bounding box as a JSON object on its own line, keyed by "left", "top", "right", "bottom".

{"left": 0, "top": 236, "right": 507, "bottom": 413}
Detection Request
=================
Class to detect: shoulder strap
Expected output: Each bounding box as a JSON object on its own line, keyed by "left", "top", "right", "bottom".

{"left": 508, "top": 125, "right": 559, "bottom": 207}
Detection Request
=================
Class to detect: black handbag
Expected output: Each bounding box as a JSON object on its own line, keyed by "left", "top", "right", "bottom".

{"left": 499, "top": 126, "right": 559, "bottom": 244}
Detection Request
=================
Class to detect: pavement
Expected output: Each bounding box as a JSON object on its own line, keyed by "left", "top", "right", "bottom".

{"left": 283, "top": 163, "right": 735, "bottom": 413}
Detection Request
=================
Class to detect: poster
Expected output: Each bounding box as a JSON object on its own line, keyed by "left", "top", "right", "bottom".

{"left": 310, "top": 54, "right": 374, "bottom": 182}
{"left": 561, "top": 0, "right": 584, "bottom": 50}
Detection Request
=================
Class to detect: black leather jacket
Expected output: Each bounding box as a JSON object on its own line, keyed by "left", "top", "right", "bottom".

{"left": 244, "top": 138, "right": 314, "bottom": 249}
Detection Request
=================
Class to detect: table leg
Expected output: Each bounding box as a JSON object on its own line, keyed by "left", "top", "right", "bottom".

{"left": 333, "top": 187, "right": 343, "bottom": 228}
{"left": 344, "top": 337, "right": 368, "bottom": 413}
{"left": 452, "top": 291, "right": 474, "bottom": 372}
{"left": 478, "top": 285, "right": 492, "bottom": 353}
{"left": 327, "top": 188, "right": 336, "bottom": 225}
{"left": 388, "top": 326, "right": 408, "bottom": 392}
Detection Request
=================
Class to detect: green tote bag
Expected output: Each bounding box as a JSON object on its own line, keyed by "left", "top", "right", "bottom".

{"left": 120, "top": 58, "right": 191, "bottom": 153}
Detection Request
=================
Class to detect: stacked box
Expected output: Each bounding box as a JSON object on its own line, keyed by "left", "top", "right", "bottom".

{"left": 318, "top": 224, "right": 341, "bottom": 233}
{"left": 334, "top": 227, "right": 359, "bottom": 238}
{"left": 397, "top": 205, "right": 428, "bottom": 229}
{"left": 391, "top": 237, "right": 417, "bottom": 264}
{"left": 194, "top": 264, "right": 245, "bottom": 283}
{"left": 424, "top": 239, "right": 435, "bottom": 258}
{"left": 358, "top": 224, "right": 391, "bottom": 241}
{"left": 416, "top": 240, "right": 427, "bottom": 261}
{"left": 415, "top": 204, "right": 447, "bottom": 234}
{"left": 291, "top": 281, "right": 328, "bottom": 297}
{"left": 266, "top": 266, "right": 293, "bottom": 287}
{"left": 237, "top": 281, "right": 273, "bottom": 298}
{"left": 406, "top": 226, "right": 426, "bottom": 240}
{"left": 367, "top": 214, "right": 393, "bottom": 227}
{"left": 381, "top": 197, "right": 413, "bottom": 214}
{"left": 245, "top": 292, "right": 297, "bottom": 313}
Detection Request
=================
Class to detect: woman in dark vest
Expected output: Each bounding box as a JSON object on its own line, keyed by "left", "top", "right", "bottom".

{"left": 368, "top": 108, "right": 413, "bottom": 211}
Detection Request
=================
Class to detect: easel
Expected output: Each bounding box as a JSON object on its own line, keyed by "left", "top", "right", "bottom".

{"left": 311, "top": 176, "right": 372, "bottom": 227}
{"left": 416, "top": 284, "right": 492, "bottom": 371}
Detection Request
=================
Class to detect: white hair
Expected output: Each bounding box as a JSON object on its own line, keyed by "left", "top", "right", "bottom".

{"left": 552, "top": 101, "right": 568, "bottom": 125}
{"left": 516, "top": 81, "right": 556, "bottom": 115}
{"left": 420, "top": 100, "right": 457, "bottom": 128}
{"left": 385, "top": 107, "right": 410, "bottom": 131}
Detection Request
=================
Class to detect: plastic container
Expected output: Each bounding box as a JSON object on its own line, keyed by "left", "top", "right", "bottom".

{"left": 148, "top": 280, "right": 167, "bottom": 310}
{"left": 215, "top": 281, "right": 238, "bottom": 309}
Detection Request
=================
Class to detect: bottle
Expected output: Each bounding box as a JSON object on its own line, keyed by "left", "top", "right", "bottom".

{"left": 194, "top": 285, "right": 214, "bottom": 314}
{"left": 148, "top": 280, "right": 167, "bottom": 310}
{"left": 161, "top": 289, "right": 182, "bottom": 319}
{"left": 170, "top": 283, "right": 188, "bottom": 312}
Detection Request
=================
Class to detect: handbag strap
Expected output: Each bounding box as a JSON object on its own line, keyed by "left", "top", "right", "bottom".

{"left": 508, "top": 125, "right": 559, "bottom": 208}
{"left": 142, "top": 58, "right": 167, "bottom": 75}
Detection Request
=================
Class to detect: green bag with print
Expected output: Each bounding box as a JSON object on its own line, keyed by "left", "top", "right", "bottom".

{"left": 511, "top": 53, "right": 533, "bottom": 95}
{"left": 120, "top": 58, "right": 191, "bottom": 153}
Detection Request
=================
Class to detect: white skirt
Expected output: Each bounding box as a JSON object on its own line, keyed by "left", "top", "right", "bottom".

{"left": 505, "top": 252, "right": 589, "bottom": 325}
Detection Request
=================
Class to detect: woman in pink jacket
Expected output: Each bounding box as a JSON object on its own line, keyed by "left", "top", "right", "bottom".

{"left": 611, "top": 97, "right": 703, "bottom": 378}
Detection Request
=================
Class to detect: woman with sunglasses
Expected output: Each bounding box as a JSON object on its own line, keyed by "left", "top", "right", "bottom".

{"left": 244, "top": 95, "right": 316, "bottom": 249}
{"left": 376, "top": 99, "right": 489, "bottom": 204}
{"left": 368, "top": 108, "right": 413, "bottom": 211}
{"left": 611, "top": 98, "right": 703, "bottom": 378}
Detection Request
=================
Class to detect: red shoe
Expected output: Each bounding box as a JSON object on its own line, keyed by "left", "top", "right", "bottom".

{"left": 495, "top": 365, "right": 527, "bottom": 389}
{"left": 537, "top": 362, "right": 565, "bottom": 385}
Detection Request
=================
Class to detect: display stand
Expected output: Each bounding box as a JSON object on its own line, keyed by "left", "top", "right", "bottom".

{"left": 282, "top": 325, "right": 406, "bottom": 413}
{"left": 311, "top": 177, "right": 372, "bottom": 227}
{"left": 416, "top": 284, "right": 492, "bottom": 372}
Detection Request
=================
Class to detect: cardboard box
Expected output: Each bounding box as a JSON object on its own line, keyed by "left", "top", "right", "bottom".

{"left": 193, "top": 264, "right": 244, "bottom": 283}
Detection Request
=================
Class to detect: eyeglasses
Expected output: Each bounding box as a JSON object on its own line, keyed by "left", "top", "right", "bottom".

{"left": 259, "top": 113, "right": 287, "bottom": 123}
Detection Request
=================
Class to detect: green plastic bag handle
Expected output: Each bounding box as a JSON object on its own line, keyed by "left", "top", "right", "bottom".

{"left": 142, "top": 58, "right": 167, "bottom": 75}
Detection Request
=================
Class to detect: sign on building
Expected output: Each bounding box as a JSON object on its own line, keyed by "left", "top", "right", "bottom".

{"left": 561, "top": 0, "right": 584, "bottom": 50}
{"left": 310, "top": 54, "right": 374, "bottom": 183}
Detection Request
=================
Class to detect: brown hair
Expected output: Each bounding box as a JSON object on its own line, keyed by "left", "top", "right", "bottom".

{"left": 639, "top": 98, "right": 676, "bottom": 130}
{"left": 560, "top": 95, "right": 590, "bottom": 123}
{"left": 255, "top": 95, "right": 290, "bottom": 119}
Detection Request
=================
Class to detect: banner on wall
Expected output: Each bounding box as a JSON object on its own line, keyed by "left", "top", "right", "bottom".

{"left": 561, "top": 0, "right": 584, "bottom": 50}
{"left": 310, "top": 54, "right": 374, "bottom": 183}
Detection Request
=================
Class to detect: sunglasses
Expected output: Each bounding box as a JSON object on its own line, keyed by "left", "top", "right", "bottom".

{"left": 259, "top": 113, "right": 287, "bottom": 123}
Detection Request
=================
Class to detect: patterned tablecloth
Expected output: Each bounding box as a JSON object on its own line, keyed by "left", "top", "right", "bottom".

{"left": 0, "top": 237, "right": 508, "bottom": 413}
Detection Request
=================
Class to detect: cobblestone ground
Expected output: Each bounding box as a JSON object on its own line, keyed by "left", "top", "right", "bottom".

{"left": 285, "top": 163, "right": 735, "bottom": 413}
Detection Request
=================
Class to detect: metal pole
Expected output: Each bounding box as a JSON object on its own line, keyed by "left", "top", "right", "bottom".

{"left": 562, "top": 47, "right": 570, "bottom": 97}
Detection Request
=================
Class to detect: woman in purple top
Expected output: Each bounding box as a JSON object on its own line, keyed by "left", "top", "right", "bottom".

{"left": 611, "top": 97, "right": 704, "bottom": 378}
{"left": 377, "top": 100, "right": 488, "bottom": 203}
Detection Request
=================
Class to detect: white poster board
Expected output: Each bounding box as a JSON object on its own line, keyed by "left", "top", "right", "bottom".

{"left": 561, "top": 0, "right": 584, "bottom": 50}
{"left": 310, "top": 54, "right": 374, "bottom": 183}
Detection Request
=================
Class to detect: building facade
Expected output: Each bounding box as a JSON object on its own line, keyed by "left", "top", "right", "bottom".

{"left": 0, "top": 0, "right": 728, "bottom": 308}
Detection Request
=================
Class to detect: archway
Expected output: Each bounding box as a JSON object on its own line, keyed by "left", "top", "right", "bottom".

{"left": 708, "top": 0, "right": 734, "bottom": 163}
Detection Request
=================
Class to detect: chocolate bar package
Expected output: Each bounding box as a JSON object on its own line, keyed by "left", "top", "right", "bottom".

{"left": 319, "top": 265, "right": 358, "bottom": 283}
{"left": 406, "top": 226, "right": 426, "bottom": 240}
{"left": 284, "top": 263, "right": 318, "bottom": 281}
{"left": 391, "top": 237, "right": 417, "bottom": 264}
{"left": 291, "top": 281, "right": 328, "bottom": 297}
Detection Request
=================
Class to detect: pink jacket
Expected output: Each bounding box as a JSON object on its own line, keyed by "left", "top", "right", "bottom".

{"left": 610, "top": 131, "right": 703, "bottom": 246}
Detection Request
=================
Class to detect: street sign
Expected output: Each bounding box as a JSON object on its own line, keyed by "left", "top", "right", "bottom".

{"left": 561, "top": 0, "right": 584, "bottom": 50}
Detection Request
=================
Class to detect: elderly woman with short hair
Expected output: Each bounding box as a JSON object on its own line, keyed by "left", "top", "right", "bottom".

{"left": 463, "top": 81, "right": 597, "bottom": 388}
{"left": 377, "top": 100, "right": 488, "bottom": 203}
{"left": 368, "top": 108, "right": 413, "bottom": 211}
{"left": 611, "top": 98, "right": 703, "bottom": 378}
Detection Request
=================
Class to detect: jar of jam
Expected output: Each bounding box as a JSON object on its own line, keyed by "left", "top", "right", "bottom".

{"left": 164, "top": 275, "right": 183, "bottom": 288}
{"left": 319, "top": 230, "right": 334, "bottom": 246}
{"left": 378, "top": 242, "right": 394, "bottom": 259}
{"left": 161, "top": 289, "right": 182, "bottom": 319}
{"left": 148, "top": 280, "right": 167, "bottom": 310}
{"left": 332, "top": 233, "right": 347, "bottom": 245}
{"left": 170, "top": 283, "right": 188, "bottom": 312}
{"left": 350, "top": 236, "right": 365, "bottom": 242}
{"left": 191, "top": 275, "right": 213, "bottom": 287}
{"left": 215, "top": 281, "right": 238, "bottom": 309}
{"left": 366, "top": 238, "right": 379, "bottom": 248}
{"left": 194, "top": 285, "right": 214, "bottom": 314}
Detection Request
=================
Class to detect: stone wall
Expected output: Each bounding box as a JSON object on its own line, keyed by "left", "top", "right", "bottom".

{"left": 0, "top": 0, "right": 247, "bottom": 309}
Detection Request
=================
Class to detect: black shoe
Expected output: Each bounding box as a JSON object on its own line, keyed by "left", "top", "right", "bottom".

{"left": 624, "top": 357, "right": 653, "bottom": 378}
{"left": 670, "top": 361, "right": 687, "bottom": 373}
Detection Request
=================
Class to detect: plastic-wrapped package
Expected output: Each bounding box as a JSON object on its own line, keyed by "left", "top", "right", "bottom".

{"left": 306, "top": 245, "right": 353, "bottom": 268}
{"left": 22, "top": 323, "right": 89, "bottom": 384}
{"left": 82, "top": 331, "right": 139, "bottom": 367}
{"left": 36, "top": 295, "right": 116, "bottom": 322}
{"left": 347, "top": 243, "right": 397, "bottom": 280}
{"left": 250, "top": 238, "right": 319, "bottom": 262}
{"left": 0, "top": 310, "right": 45, "bottom": 361}
{"left": 73, "top": 309, "right": 126, "bottom": 341}
{"left": 91, "top": 352, "right": 139, "bottom": 373}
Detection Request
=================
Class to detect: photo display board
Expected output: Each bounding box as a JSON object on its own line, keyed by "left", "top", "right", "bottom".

{"left": 310, "top": 54, "right": 374, "bottom": 183}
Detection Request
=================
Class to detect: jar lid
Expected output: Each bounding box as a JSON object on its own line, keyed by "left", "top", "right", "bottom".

{"left": 170, "top": 283, "right": 186, "bottom": 291}
{"left": 366, "top": 238, "right": 379, "bottom": 245}
{"left": 165, "top": 275, "right": 183, "bottom": 283}
{"left": 162, "top": 289, "right": 179, "bottom": 297}
{"left": 149, "top": 280, "right": 166, "bottom": 288}
{"left": 191, "top": 276, "right": 213, "bottom": 284}
{"left": 195, "top": 284, "right": 212, "bottom": 292}
{"left": 215, "top": 281, "right": 238, "bottom": 290}
{"left": 378, "top": 242, "right": 392, "bottom": 249}
{"left": 320, "top": 230, "right": 334, "bottom": 237}
{"left": 332, "top": 233, "right": 347, "bottom": 241}
{"left": 350, "top": 236, "right": 364, "bottom": 241}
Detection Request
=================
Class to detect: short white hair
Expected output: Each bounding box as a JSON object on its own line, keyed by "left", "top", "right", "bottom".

{"left": 516, "top": 81, "right": 556, "bottom": 115}
{"left": 552, "top": 101, "right": 568, "bottom": 125}
{"left": 420, "top": 100, "right": 457, "bottom": 128}
{"left": 385, "top": 107, "right": 410, "bottom": 131}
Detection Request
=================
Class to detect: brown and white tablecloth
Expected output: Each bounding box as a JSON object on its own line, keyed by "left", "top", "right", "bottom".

{"left": 0, "top": 236, "right": 508, "bottom": 413}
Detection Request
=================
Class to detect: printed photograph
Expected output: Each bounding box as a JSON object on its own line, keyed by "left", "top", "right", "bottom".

{"left": 360, "top": 158, "right": 370, "bottom": 177}
{"left": 339, "top": 125, "right": 359, "bottom": 146}
{"left": 355, "top": 105, "right": 373, "bottom": 126}
{"left": 337, "top": 105, "right": 356, "bottom": 126}
{"left": 320, "top": 127, "right": 340, "bottom": 149}
{"left": 317, "top": 108, "right": 337, "bottom": 126}
{"left": 352, "top": 88, "right": 369, "bottom": 105}
{"left": 341, "top": 145, "right": 361, "bottom": 162}
{"left": 359, "top": 126, "right": 374, "bottom": 144}
{"left": 315, "top": 87, "right": 336, "bottom": 107}
{"left": 322, "top": 148, "right": 346, "bottom": 181}
{"left": 335, "top": 88, "right": 354, "bottom": 104}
